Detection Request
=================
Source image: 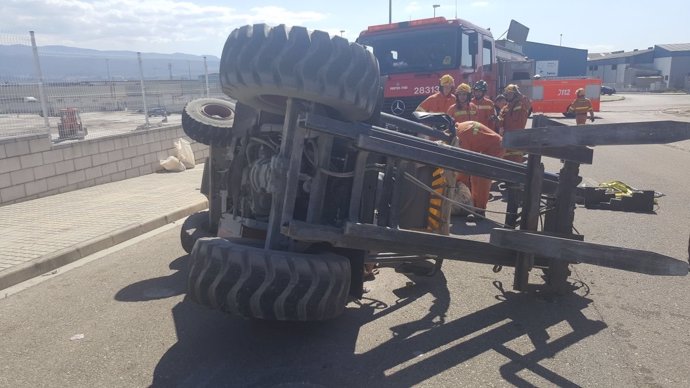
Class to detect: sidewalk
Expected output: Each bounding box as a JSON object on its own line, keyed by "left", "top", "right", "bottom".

{"left": 0, "top": 165, "right": 207, "bottom": 291}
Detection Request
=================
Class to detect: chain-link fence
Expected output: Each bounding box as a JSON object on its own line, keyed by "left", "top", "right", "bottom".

{"left": 0, "top": 31, "right": 226, "bottom": 141}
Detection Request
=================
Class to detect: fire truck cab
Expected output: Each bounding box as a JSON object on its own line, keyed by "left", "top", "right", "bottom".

{"left": 358, "top": 17, "right": 602, "bottom": 119}
{"left": 357, "top": 17, "right": 497, "bottom": 119}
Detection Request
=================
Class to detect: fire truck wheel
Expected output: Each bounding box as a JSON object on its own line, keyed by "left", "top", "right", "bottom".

{"left": 188, "top": 237, "right": 351, "bottom": 321}
{"left": 180, "top": 211, "right": 212, "bottom": 254}
{"left": 220, "top": 24, "right": 381, "bottom": 121}
{"left": 182, "top": 98, "right": 237, "bottom": 146}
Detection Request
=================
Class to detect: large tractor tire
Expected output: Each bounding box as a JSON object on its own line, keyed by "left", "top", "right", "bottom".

{"left": 180, "top": 211, "right": 213, "bottom": 254}
{"left": 188, "top": 237, "right": 351, "bottom": 321}
{"left": 220, "top": 23, "right": 381, "bottom": 121}
{"left": 182, "top": 98, "right": 236, "bottom": 146}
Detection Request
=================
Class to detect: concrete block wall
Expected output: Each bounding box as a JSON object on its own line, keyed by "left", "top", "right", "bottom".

{"left": 0, "top": 125, "right": 208, "bottom": 206}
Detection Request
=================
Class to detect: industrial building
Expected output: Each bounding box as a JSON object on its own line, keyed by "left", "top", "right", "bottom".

{"left": 493, "top": 20, "right": 690, "bottom": 92}
{"left": 587, "top": 44, "right": 690, "bottom": 91}
{"left": 497, "top": 39, "right": 690, "bottom": 92}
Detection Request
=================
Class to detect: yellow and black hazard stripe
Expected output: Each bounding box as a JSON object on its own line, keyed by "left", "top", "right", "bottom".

{"left": 426, "top": 167, "right": 448, "bottom": 233}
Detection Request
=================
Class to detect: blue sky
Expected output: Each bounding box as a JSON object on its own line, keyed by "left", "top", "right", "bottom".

{"left": 1, "top": 0, "right": 689, "bottom": 57}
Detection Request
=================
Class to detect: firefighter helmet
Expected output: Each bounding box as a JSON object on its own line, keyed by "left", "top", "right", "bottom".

{"left": 504, "top": 84, "right": 520, "bottom": 94}
{"left": 576, "top": 88, "right": 585, "bottom": 97}
{"left": 473, "top": 80, "right": 488, "bottom": 91}
{"left": 439, "top": 74, "right": 455, "bottom": 87}
{"left": 455, "top": 83, "right": 472, "bottom": 94}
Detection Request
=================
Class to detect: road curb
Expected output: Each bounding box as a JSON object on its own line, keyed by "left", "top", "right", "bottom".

{"left": 601, "top": 95, "right": 625, "bottom": 102}
{"left": 0, "top": 200, "right": 208, "bottom": 292}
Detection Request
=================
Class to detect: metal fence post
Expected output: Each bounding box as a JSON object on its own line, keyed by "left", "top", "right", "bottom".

{"left": 105, "top": 58, "right": 115, "bottom": 99}
{"left": 137, "top": 52, "right": 150, "bottom": 127}
{"left": 203, "top": 56, "right": 209, "bottom": 97}
{"left": 30, "top": 31, "right": 50, "bottom": 130}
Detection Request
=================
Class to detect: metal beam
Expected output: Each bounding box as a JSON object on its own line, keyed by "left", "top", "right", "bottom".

{"left": 283, "top": 221, "right": 522, "bottom": 267}
{"left": 490, "top": 228, "right": 689, "bottom": 276}
{"left": 265, "top": 99, "right": 302, "bottom": 250}
{"left": 357, "top": 135, "right": 559, "bottom": 193}
{"left": 503, "top": 121, "right": 690, "bottom": 148}
{"left": 522, "top": 146, "right": 594, "bottom": 164}
{"left": 301, "top": 113, "right": 561, "bottom": 192}
{"left": 305, "top": 113, "right": 530, "bottom": 176}
{"left": 306, "top": 134, "right": 333, "bottom": 223}
{"left": 513, "top": 153, "right": 544, "bottom": 290}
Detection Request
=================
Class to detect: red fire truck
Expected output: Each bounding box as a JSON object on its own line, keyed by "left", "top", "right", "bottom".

{"left": 357, "top": 17, "right": 601, "bottom": 119}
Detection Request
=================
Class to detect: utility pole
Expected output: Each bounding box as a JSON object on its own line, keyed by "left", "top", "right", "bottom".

{"left": 30, "top": 31, "right": 50, "bottom": 128}
{"left": 105, "top": 58, "right": 114, "bottom": 99}
{"left": 203, "top": 56, "right": 209, "bottom": 97}
{"left": 168, "top": 63, "right": 173, "bottom": 80}
{"left": 137, "top": 52, "right": 150, "bottom": 127}
{"left": 389, "top": 0, "right": 392, "bottom": 23}
{"left": 433, "top": 4, "right": 440, "bottom": 17}
{"left": 560, "top": 34, "right": 563, "bottom": 46}
{"left": 340, "top": 30, "right": 344, "bottom": 37}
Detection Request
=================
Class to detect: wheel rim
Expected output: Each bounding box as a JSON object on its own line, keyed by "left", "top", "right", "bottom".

{"left": 201, "top": 103, "right": 234, "bottom": 121}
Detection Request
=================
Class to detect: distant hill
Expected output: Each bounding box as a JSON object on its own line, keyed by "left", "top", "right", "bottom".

{"left": 0, "top": 45, "right": 221, "bottom": 82}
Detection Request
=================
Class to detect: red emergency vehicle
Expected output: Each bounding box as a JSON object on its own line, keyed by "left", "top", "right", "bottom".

{"left": 357, "top": 17, "right": 601, "bottom": 119}
{"left": 357, "top": 17, "right": 498, "bottom": 119}
{"left": 523, "top": 77, "right": 601, "bottom": 117}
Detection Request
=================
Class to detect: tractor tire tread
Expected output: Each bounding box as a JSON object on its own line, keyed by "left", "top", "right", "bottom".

{"left": 188, "top": 237, "right": 351, "bottom": 321}
{"left": 182, "top": 98, "right": 236, "bottom": 146}
{"left": 220, "top": 23, "right": 380, "bottom": 121}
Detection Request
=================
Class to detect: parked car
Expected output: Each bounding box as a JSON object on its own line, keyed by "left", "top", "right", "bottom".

{"left": 601, "top": 85, "right": 616, "bottom": 95}
{"left": 148, "top": 107, "right": 168, "bottom": 117}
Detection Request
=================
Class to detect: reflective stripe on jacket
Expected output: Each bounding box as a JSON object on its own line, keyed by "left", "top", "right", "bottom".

{"left": 473, "top": 97, "right": 495, "bottom": 129}
{"left": 446, "top": 102, "right": 477, "bottom": 123}
{"left": 569, "top": 97, "right": 593, "bottom": 114}
{"left": 499, "top": 95, "right": 531, "bottom": 131}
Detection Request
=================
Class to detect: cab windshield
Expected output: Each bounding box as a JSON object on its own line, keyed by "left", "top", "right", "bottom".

{"left": 358, "top": 28, "right": 459, "bottom": 75}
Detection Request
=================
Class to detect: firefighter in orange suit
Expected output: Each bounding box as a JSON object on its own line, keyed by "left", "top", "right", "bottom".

{"left": 447, "top": 83, "right": 479, "bottom": 219}
{"left": 498, "top": 84, "right": 531, "bottom": 163}
{"left": 416, "top": 74, "right": 457, "bottom": 113}
{"left": 455, "top": 121, "right": 505, "bottom": 218}
{"left": 568, "top": 88, "right": 595, "bottom": 125}
{"left": 472, "top": 80, "right": 495, "bottom": 129}
{"left": 446, "top": 83, "right": 477, "bottom": 122}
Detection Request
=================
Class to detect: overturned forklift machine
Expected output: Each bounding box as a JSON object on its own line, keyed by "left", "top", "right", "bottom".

{"left": 179, "top": 24, "right": 689, "bottom": 321}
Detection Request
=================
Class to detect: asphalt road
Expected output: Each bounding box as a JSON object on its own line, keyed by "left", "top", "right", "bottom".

{"left": 1, "top": 94, "right": 689, "bottom": 387}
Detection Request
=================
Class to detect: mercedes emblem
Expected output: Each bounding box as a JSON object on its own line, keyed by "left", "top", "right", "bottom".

{"left": 391, "top": 99, "right": 406, "bottom": 115}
